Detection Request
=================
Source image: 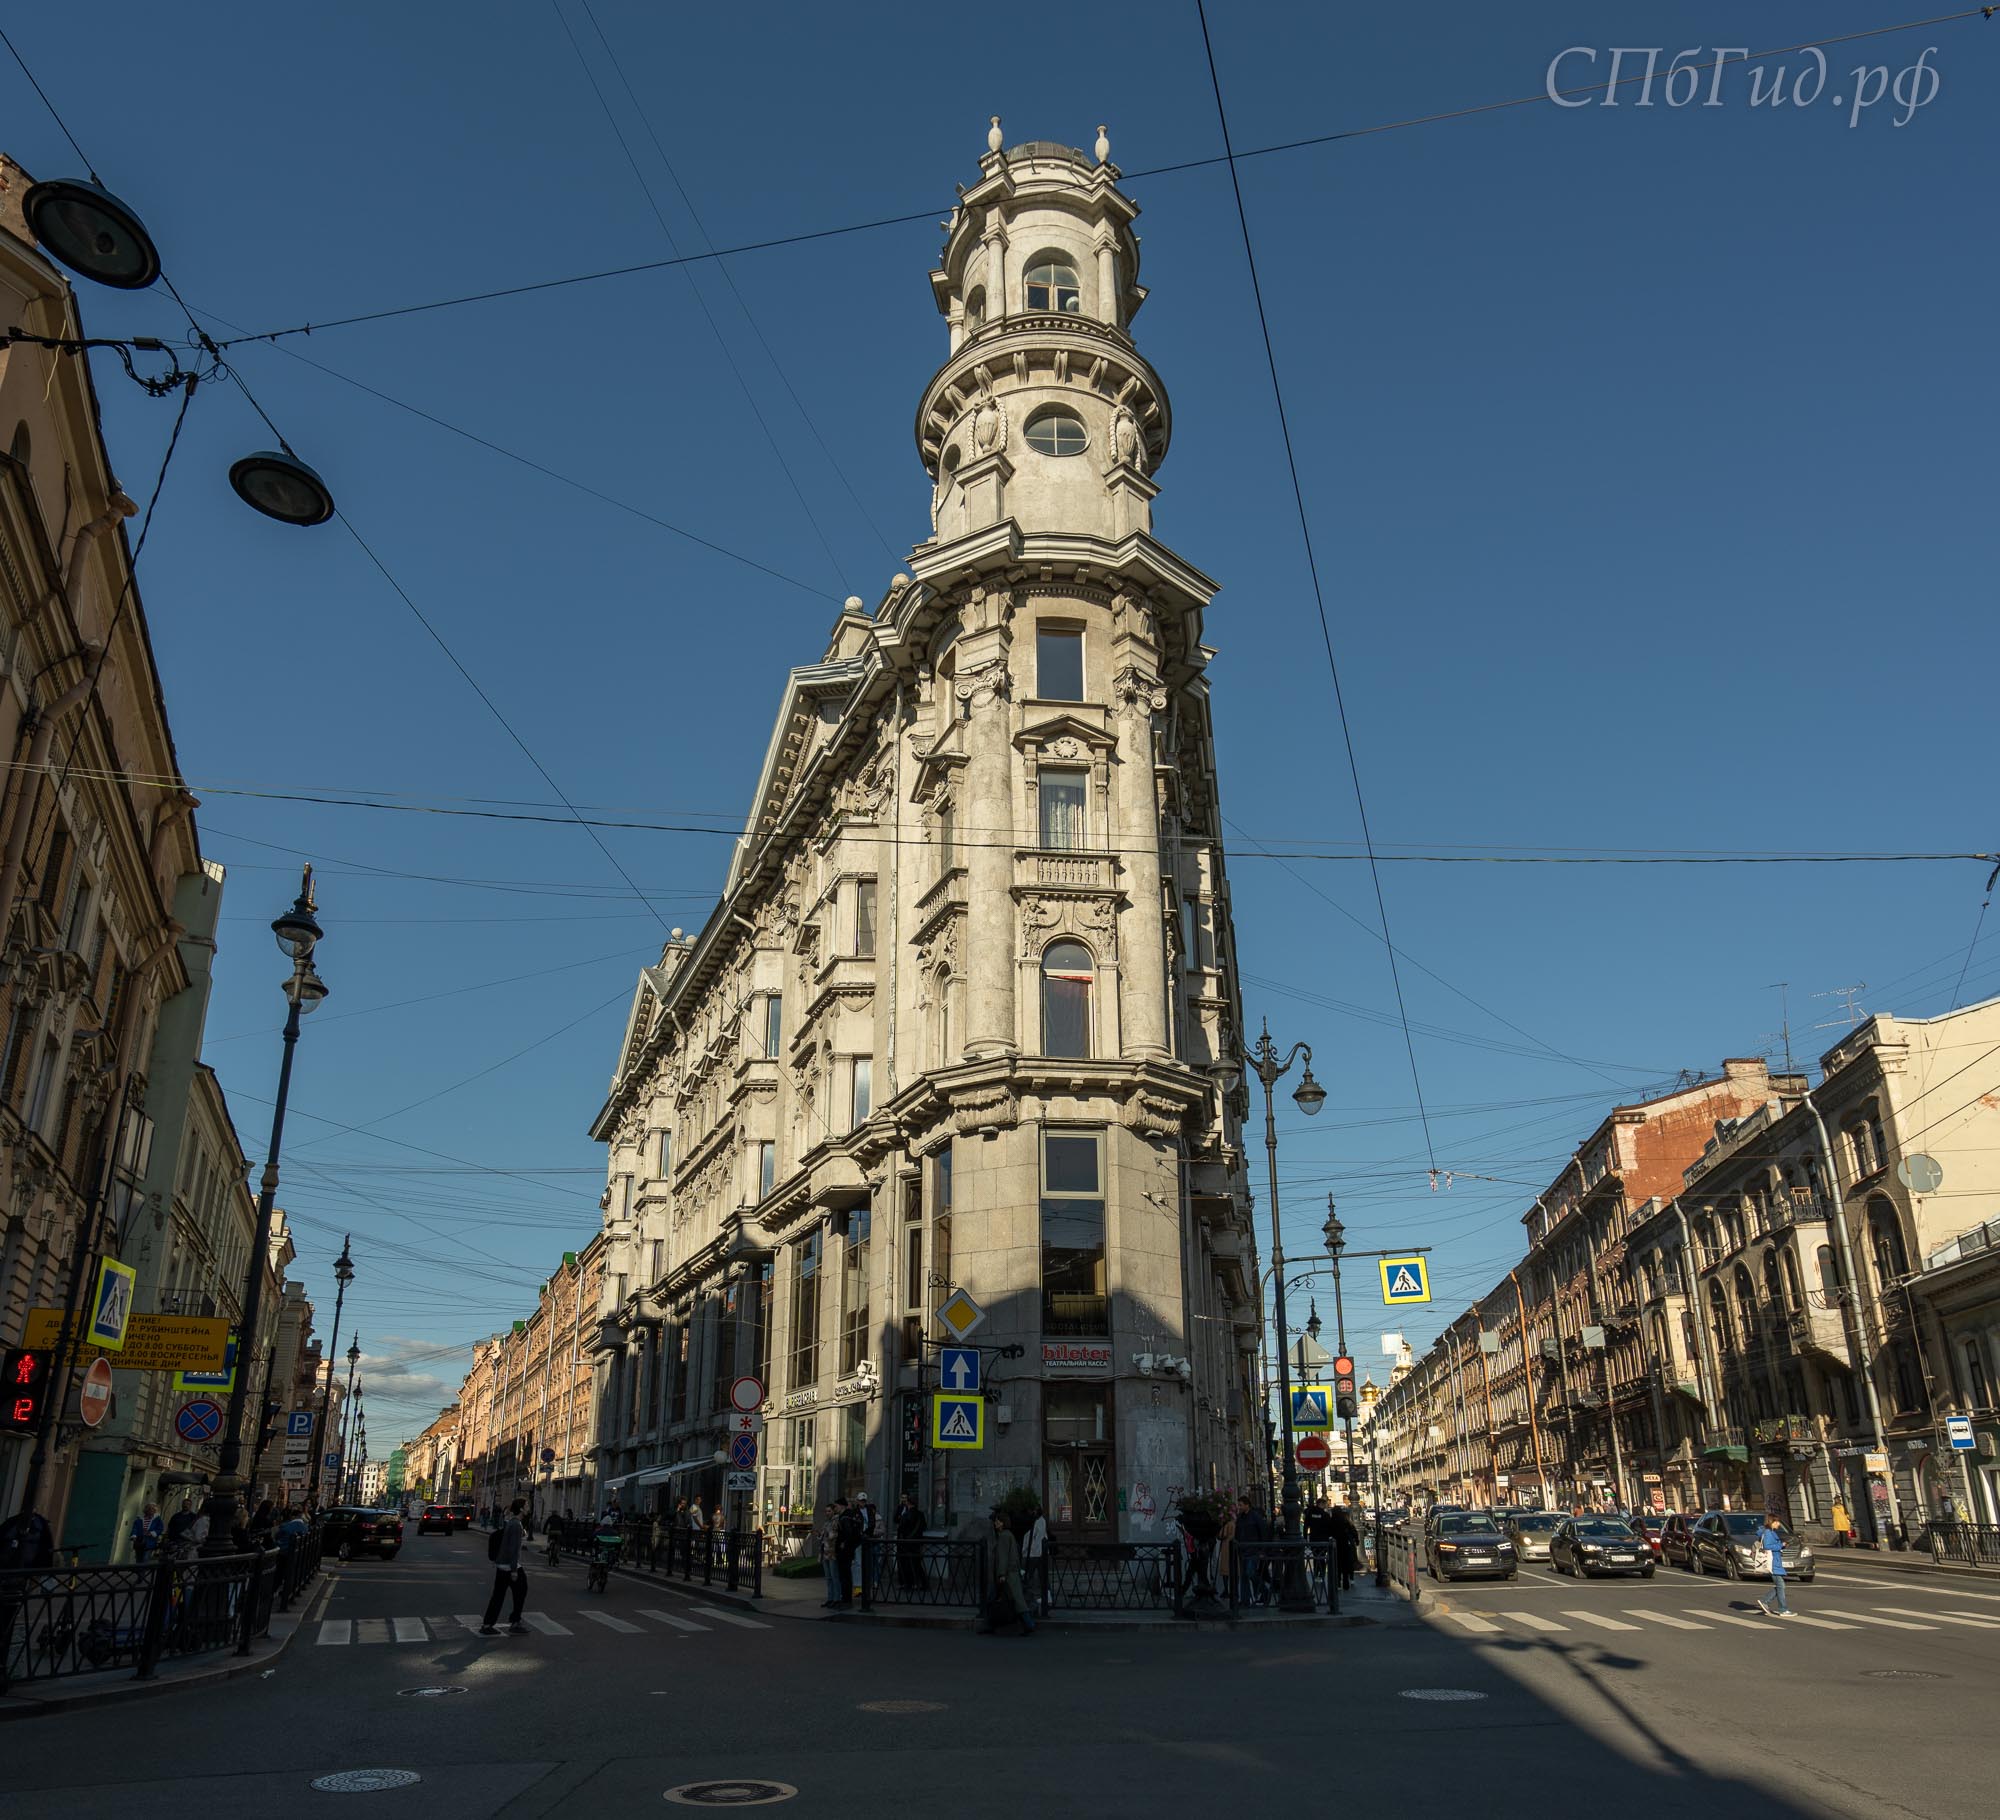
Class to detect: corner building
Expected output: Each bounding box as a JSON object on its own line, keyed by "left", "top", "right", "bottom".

{"left": 588, "top": 130, "right": 1262, "bottom": 1547}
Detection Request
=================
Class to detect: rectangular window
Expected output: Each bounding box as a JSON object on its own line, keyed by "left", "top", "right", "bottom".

{"left": 752, "top": 1258, "right": 774, "bottom": 1389}
{"left": 26, "top": 1037, "right": 62, "bottom": 1135}
{"left": 670, "top": 1320, "right": 689, "bottom": 1422}
{"left": 929, "top": 1144, "right": 955, "bottom": 1338}
{"left": 851, "top": 1057, "right": 872, "bottom": 1128}
{"left": 764, "top": 994, "right": 783, "bottom": 1058}
{"left": 649, "top": 1238, "right": 664, "bottom": 1281}
{"left": 1037, "top": 626, "right": 1084, "bottom": 701}
{"left": 841, "top": 1207, "right": 872, "bottom": 1375}
{"left": 657, "top": 1127, "right": 673, "bottom": 1178}
{"left": 902, "top": 1223, "right": 924, "bottom": 1359}
{"left": 854, "top": 878, "right": 878, "bottom": 958}
{"left": 937, "top": 801, "right": 955, "bottom": 870}
{"left": 790, "top": 1230, "right": 822, "bottom": 1387}
{"left": 1039, "top": 769, "right": 1088, "bottom": 850}
{"left": 1041, "top": 1130, "right": 1107, "bottom": 1336}
{"left": 710, "top": 1285, "right": 738, "bottom": 1413}
{"left": 758, "top": 1140, "right": 776, "bottom": 1199}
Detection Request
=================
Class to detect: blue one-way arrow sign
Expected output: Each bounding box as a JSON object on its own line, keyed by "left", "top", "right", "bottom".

{"left": 940, "top": 1346, "right": 981, "bottom": 1393}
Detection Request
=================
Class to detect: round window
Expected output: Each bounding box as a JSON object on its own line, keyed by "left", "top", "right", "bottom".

{"left": 1025, "top": 410, "right": 1087, "bottom": 457}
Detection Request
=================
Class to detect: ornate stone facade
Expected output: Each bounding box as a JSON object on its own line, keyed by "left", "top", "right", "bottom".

{"left": 588, "top": 129, "right": 1261, "bottom": 1544}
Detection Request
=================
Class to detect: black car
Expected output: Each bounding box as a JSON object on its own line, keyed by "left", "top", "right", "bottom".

{"left": 1687, "top": 1511, "right": 1816, "bottom": 1582}
{"left": 417, "top": 1504, "right": 455, "bottom": 1536}
{"left": 320, "top": 1506, "right": 403, "bottom": 1560}
{"left": 1426, "top": 1512, "right": 1518, "bottom": 1581}
{"left": 1549, "top": 1516, "right": 1652, "bottom": 1578}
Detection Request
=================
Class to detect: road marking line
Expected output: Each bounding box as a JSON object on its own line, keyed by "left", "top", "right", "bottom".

{"left": 578, "top": 1609, "right": 643, "bottom": 1633}
{"left": 453, "top": 1613, "right": 486, "bottom": 1633}
{"left": 392, "top": 1617, "right": 426, "bottom": 1643}
{"left": 1625, "top": 1610, "right": 1708, "bottom": 1630}
{"left": 1873, "top": 1607, "right": 2000, "bottom": 1628}
{"left": 702, "top": 1610, "right": 770, "bottom": 1630}
{"left": 520, "top": 1612, "right": 572, "bottom": 1635}
{"left": 641, "top": 1608, "right": 711, "bottom": 1633}
{"left": 1562, "top": 1610, "right": 1642, "bottom": 1631}
{"left": 353, "top": 1618, "right": 392, "bottom": 1644}
{"left": 1499, "top": 1611, "right": 1568, "bottom": 1632}
{"left": 1815, "top": 1609, "right": 1934, "bottom": 1630}
{"left": 316, "top": 1619, "right": 352, "bottom": 1646}
{"left": 1698, "top": 1610, "right": 1779, "bottom": 1629}
{"left": 1769, "top": 1612, "right": 1859, "bottom": 1629}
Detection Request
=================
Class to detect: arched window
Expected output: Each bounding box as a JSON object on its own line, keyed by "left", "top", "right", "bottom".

{"left": 1025, "top": 257, "right": 1081, "bottom": 313}
{"left": 1709, "top": 1280, "right": 1732, "bottom": 1356}
{"left": 1041, "top": 940, "right": 1094, "bottom": 1058}
{"left": 1781, "top": 1249, "right": 1804, "bottom": 1314}
{"left": 1733, "top": 1266, "right": 1757, "bottom": 1347}
{"left": 933, "top": 968, "right": 957, "bottom": 1068}
{"left": 964, "top": 288, "right": 986, "bottom": 329}
{"left": 1762, "top": 1250, "right": 1784, "bottom": 1310}
{"left": 1024, "top": 408, "right": 1087, "bottom": 456}
{"left": 1868, "top": 1198, "right": 1908, "bottom": 1285}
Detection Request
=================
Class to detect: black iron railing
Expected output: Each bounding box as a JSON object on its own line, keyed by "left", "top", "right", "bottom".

{"left": 540, "top": 1520, "right": 766, "bottom": 1596}
{"left": 1228, "top": 1540, "right": 1344, "bottom": 1615}
{"left": 1932, "top": 1521, "right": 2000, "bottom": 1568}
{"left": 864, "top": 1537, "right": 987, "bottom": 1607}
{"left": 1045, "top": 1541, "right": 1180, "bottom": 1611}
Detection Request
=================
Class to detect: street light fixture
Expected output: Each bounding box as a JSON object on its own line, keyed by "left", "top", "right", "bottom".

{"left": 22, "top": 178, "right": 162, "bottom": 289}
{"left": 228, "top": 449, "right": 336, "bottom": 527}
{"left": 1244, "top": 1020, "right": 1326, "bottom": 1612}
{"left": 200, "top": 866, "right": 328, "bottom": 1552}
{"left": 304, "top": 1235, "right": 354, "bottom": 1514}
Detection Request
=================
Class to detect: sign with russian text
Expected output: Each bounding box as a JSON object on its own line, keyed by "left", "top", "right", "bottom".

{"left": 22, "top": 1310, "right": 230, "bottom": 1372}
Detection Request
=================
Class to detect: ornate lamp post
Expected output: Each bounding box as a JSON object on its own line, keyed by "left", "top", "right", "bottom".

{"left": 303, "top": 1235, "right": 353, "bottom": 1514}
{"left": 200, "top": 869, "right": 327, "bottom": 1551}
{"left": 1323, "top": 1199, "right": 1361, "bottom": 1514}
{"left": 1244, "top": 1021, "right": 1326, "bottom": 1611}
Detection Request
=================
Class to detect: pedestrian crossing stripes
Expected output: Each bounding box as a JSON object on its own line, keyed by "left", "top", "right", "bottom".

{"left": 315, "top": 1607, "right": 760, "bottom": 1645}
{"left": 1439, "top": 1602, "right": 1982, "bottom": 1638}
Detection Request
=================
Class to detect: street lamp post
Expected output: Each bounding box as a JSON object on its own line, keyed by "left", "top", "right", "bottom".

{"left": 201, "top": 868, "right": 328, "bottom": 1551}
{"left": 1244, "top": 1021, "right": 1326, "bottom": 1612}
{"left": 304, "top": 1236, "right": 353, "bottom": 1515}
{"left": 1321, "top": 1200, "right": 1360, "bottom": 1510}
{"left": 336, "top": 1339, "right": 361, "bottom": 1503}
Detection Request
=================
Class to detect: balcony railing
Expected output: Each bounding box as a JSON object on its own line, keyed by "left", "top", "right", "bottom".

{"left": 1016, "top": 848, "right": 1118, "bottom": 893}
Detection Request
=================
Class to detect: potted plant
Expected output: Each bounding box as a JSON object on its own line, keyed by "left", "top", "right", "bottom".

{"left": 1173, "top": 1492, "right": 1225, "bottom": 1541}
{"left": 994, "top": 1484, "right": 1042, "bottom": 1539}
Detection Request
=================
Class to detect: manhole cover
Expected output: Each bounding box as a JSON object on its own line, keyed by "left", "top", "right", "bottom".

{"left": 310, "top": 1769, "right": 424, "bottom": 1793}
{"left": 857, "top": 1699, "right": 946, "bottom": 1713}
{"left": 663, "top": 1784, "right": 797, "bottom": 1807}
{"left": 1866, "top": 1669, "right": 1944, "bottom": 1680}
{"left": 1399, "top": 1689, "right": 1487, "bottom": 1702}
{"left": 396, "top": 1686, "right": 467, "bottom": 1698}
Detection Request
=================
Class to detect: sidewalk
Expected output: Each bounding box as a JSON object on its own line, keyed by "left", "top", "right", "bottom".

{"left": 1818, "top": 1543, "right": 2000, "bottom": 1579}
{"left": 0, "top": 1608, "right": 311, "bottom": 1723}
{"left": 612, "top": 1553, "right": 1408, "bottom": 1631}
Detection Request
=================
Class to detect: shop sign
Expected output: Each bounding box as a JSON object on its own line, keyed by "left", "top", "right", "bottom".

{"left": 831, "top": 1372, "right": 878, "bottom": 1403}
{"left": 1041, "top": 1341, "right": 1113, "bottom": 1376}
{"left": 1863, "top": 1451, "right": 1890, "bottom": 1473}
{"left": 781, "top": 1388, "right": 820, "bottom": 1413}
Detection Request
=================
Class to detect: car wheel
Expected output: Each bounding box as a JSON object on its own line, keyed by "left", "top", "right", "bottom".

{"left": 1798, "top": 1571, "right": 1815, "bottom": 1584}
{"left": 337, "top": 1542, "right": 352, "bottom": 1560}
{"left": 381, "top": 1549, "right": 399, "bottom": 1561}
{"left": 1690, "top": 1552, "right": 1703, "bottom": 1576}
{"left": 1641, "top": 1568, "right": 1655, "bottom": 1580}
{"left": 1506, "top": 1569, "right": 1519, "bottom": 1582}
{"left": 1725, "top": 1554, "right": 1740, "bottom": 1581}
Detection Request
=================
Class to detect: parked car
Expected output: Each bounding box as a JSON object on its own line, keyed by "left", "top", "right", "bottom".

{"left": 1426, "top": 1511, "right": 1518, "bottom": 1582}
{"left": 1549, "top": 1515, "right": 1653, "bottom": 1578}
{"left": 1687, "top": 1512, "right": 1816, "bottom": 1582}
{"left": 417, "top": 1504, "right": 456, "bottom": 1536}
{"left": 1660, "top": 1511, "right": 1701, "bottom": 1569}
{"left": 320, "top": 1506, "right": 403, "bottom": 1561}
{"left": 1504, "top": 1511, "right": 1566, "bottom": 1562}
{"left": 1627, "top": 1515, "right": 1665, "bottom": 1561}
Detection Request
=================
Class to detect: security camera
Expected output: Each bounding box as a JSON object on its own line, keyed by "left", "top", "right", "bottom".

{"left": 1171, "top": 1358, "right": 1193, "bottom": 1382}
{"left": 1133, "top": 1353, "right": 1156, "bottom": 1374}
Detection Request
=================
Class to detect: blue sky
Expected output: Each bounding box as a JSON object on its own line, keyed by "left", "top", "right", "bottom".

{"left": 6, "top": 3, "right": 1995, "bottom": 1433}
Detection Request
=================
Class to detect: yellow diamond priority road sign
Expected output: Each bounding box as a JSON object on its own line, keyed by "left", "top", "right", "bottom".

{"left": 934, "top": 1287, "right": 986, "bottom": 1342}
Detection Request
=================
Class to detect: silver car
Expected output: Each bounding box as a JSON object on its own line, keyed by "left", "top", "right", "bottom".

{"left": 1504, "top": 1511, "right": 1565, "bottom": 1562}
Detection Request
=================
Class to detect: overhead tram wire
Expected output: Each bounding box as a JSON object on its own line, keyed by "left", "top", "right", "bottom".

{"left": 202, "top": 10, "right": 1992, "bottom": 353}
{"left": 1198, "top": 0, "right": 1442, "bottom": 1166}
{"left": 577, "top": 0, "right": 901, "bottom": 563}
{"left": 549, "top": 0, "right": 851, "bottom": 593}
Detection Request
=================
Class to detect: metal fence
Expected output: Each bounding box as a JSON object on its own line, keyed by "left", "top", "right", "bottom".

{"left": 1381, "top": 1524, "right": 1423, "bottom": 1603}
{"left": 539, "top": 1519, "right": 766, "bottom": 1596}
{"left": 0, "top": 1542, "right": 320, "bottom": 1692}
{"left": 1931, "top": 1521, "right": 2000, "bottom": 1568}
{"left": 864, "top": 1537, "right": 987, "bottom": 1607}
{"left": 1046, "top": 1541, "right": 1181, "bottom": 1612}
{"left": 1229, "top": 1540, "right": 1344, "bottom": 1615}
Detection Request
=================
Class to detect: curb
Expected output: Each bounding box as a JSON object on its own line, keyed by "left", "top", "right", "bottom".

{"left": 0, "top": 1572, "right": 329, "bottom": 1724}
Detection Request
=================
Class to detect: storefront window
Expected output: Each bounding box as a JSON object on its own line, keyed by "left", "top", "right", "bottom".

{"left": 1041, "top": 1130, "right": 1107, "bottom": 1336}
{"left": 790, "top": 1230, "right": 822, "bottom": 1388}
{"left": 841, "top": 1208, "right": 872, "bottom": 1374}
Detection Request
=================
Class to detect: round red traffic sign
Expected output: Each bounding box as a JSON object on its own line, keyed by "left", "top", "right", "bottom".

{"left": 1295, "top": 1433, "right": 1331, "bottom": 1472}
{"left": 79, "top": 1357, "right": 114, "bottom": 1428}
{"left": 728, "top": 1375, "right": 765, "bottom": 1414}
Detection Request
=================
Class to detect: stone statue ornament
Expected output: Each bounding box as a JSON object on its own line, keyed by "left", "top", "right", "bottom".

{"left": 1109, "top": 404, "right": 1145, "bottom": 474}
{"left": 1096, "top": 124, "right": 1111, "bottom": 164}
{"left": 989, "top": 116, "right": 1004, "bottom": 154}
{"left": 971, "top": 392, "right": 1007, "bottom": 457}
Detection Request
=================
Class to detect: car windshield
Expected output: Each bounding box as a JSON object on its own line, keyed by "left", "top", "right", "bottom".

{"left": 1439, "top": 1515, "right": 1502, "bottom": 1536}
{"left": 1722, "top": 1514, "right": 1766, "bottom": 1537}
{"left": 1574, "top": 1520, "right": 1635, "bottom": 1539}
{"left": 1511, "top": 1514, "right": 1563, "bottom": 1533}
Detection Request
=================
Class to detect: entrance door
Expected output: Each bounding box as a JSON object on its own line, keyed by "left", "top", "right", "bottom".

{"left": 1043, "top": 1384, "right": 1115, "bottom": 1540}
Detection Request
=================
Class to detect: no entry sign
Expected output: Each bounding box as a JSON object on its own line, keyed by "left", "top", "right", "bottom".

{"left": 1295, "top": 1434, "right": 1332, "bottom": 1473}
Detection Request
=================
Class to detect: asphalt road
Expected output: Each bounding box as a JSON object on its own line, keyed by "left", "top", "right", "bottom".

{"left": 3, "top": 1531, "right": 1993, "bottom": 1818}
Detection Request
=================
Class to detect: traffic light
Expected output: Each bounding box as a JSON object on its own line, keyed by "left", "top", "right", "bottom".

{"left": 1334, "top": 1354, "right": 1357, "bottom": 1420}
{"left": 2, "top": 1348, "right": 50, "bottom": 1433}
{"left": 255, "top": 1397, "right": 283, "bottom": 1456}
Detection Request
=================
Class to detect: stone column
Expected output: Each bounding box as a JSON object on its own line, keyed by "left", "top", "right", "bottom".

{"left": 957, "top": 588, "right": 1016, "bottom": 1057}
{"left": 1095, "top": 230, "right": 1119, "bottom": 328}
{"left": 1111, "top": 593, "right": 1169, "bottom": 1061}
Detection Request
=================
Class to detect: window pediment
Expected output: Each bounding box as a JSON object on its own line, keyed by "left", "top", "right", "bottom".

{"left": 1015, "top": 711, "right": 1116, "bottom": 760}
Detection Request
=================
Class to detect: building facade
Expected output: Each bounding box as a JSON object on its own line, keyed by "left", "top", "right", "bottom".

{"left": 586, "top": 127, "right": 1262, "bottom": 1548}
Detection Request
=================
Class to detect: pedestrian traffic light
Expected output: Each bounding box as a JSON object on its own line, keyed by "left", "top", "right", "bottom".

{"left": 1334, "top": 1354, "right": 1357, "bottom": 1419}
{"left": 255, "top": 1397, "right": 283, "bottom": 1455}
{"left": 2, "top": 1348, "right": 49, "bottom": 1432}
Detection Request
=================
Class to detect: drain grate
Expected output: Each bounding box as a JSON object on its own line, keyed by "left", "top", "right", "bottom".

{"left": 396, "top": 1686, "right": 467, "bottom": 1698}
{"left": 1399, "top": 1689, "right": 1487, "bottom": 1702}
{"left": 1865, "top": 1669, "right": 1944, "bottom": 1679}
{"left": 663, "top": 1782, "right": 798, "bottom": 1807}
{"left": 858, "top": 1699, "right": 946, "bottom": 1713}
{"left": 310, "top": 1769, "right": 424, "bottom": 1793}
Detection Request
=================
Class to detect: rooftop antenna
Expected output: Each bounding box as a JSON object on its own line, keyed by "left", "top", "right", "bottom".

{"left": 1811, "top": 982, "right": 1867, "bottom": 1032}
{"left": 1767, "top": 982, "right": 1796, "bottom": 1072}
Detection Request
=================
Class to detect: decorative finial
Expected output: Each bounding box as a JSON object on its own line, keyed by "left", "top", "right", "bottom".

{"left": 988, "top": 115, "right": 1003, "bottom": 154}
{"left": 1095, "top": 124, "right": 1110, "bottom": 164}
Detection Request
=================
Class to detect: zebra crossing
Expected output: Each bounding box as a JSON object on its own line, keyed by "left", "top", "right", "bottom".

{"left": 1441, "top": 1601, "right": 2000, "bottom": 1639}
{"left": 316, "top": 1601, "right": 771, "bottom": 1645}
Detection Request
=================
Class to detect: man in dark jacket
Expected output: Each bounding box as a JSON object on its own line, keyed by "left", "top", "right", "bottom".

{"left": 480, "top": 1499, "right": 529, "bottom": 1635}
{"left": 894, "top": 1492, "right": 926, "bottom": 1591}
{"left": 832, "top": 1498, "right": 863, "bottom": 1606}
{"left": 1329, "top": 1503, "right": 1361, "bottom": 1592}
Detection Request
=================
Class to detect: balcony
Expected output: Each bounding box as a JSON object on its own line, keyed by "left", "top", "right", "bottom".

{"left": 1786, "top": 1301, "right": 1851, "bottom": 1364}
{"left": 1015, "top": 848, "right": 1118, "bottom": 894}
{"left": 1750, "top": 1414, "right": 1815, "bottom": 1449}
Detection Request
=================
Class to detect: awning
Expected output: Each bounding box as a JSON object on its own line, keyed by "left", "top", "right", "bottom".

{"left": 607, "top": 1459, "right": 722, "bottom": 1495}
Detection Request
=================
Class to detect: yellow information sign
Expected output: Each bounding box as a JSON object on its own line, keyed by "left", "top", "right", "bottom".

{"left": 23, "top": 1309, "right": 230, "bottom": 1371}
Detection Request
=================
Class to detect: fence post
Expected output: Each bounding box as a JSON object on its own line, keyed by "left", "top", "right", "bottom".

{"left": 860, "top": 1534, "right": 874, "bottom": 1611}
{"left": 725, "top": 1531, "right": 740, "bottom": 1592}
{"left": 752, "top": 1528, "right": 764, "bottom": 1599}
{"left": 132, "top": 1555, "right": 175, "bottom": 1681}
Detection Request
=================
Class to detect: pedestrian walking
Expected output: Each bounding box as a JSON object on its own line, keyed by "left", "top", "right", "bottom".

{"left": 1330, "top": 1502, "right": 1360, "bottom": 1593}
{"left": 894, "top": 1491, "right": 926, "bottom": 1592}
{"left": 129, "top": 1501, "right": 164, "bottom": 1563}
{"left": 1022, "top": 1502, "right": 1050, "bottom": 1615}
{"left": 832, "top": 1497, "right": 863, "bottom": 1606}
{"left": 480, "top": 1498, "right": 530, "bottom": 1635}
{"left": 1756, "top": 1512, "right": 1792, "bottom": 1617}
{"left": 710, "top": 1503, "right": 727, "bottom": 1566}
{"left": 980, "top": 1507, "right": 1035, "bottom": 1635}
{"left": 647, "top": 1509, "right": 663, "bottom": 1570}
{"left": 819, "top": 1503, "right": 844, "bottom": 1607}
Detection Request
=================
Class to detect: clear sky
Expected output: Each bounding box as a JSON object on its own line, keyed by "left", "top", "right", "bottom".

{"left": 5, "top": 3, "right": 1994, "bottom": 1435}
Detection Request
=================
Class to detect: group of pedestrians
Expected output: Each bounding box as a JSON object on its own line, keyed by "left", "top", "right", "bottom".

{"left": 817, "top": 1494, "right": 873, "bottom": 1606}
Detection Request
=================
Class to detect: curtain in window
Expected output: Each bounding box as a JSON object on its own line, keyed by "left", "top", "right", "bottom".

{"left": 1039, "top": 771, "right": 1087, "bottom": 849}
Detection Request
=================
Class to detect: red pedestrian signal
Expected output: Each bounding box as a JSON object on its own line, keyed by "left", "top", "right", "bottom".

{"left": 1, "top": 1348, "right": 48, "bottom": 1432}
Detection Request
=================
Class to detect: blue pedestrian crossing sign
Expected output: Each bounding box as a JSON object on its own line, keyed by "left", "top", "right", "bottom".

{"left": 1290, "top": 1386, "right": 1335, "bottom": 1430}
{"left": 931, "top": 1394, "right": 984, "bottom": 1450}
{"left": 174, "top": 1336, "right": 238, "bottom": 1395}
{"left": 939, "top": 1346, "right": 981, "bottom": 1393}
{"left": 87, "top": 1257, "right": 136, "bottom": 1351}
{"left": 1379, "top": 1256, "right": 1432, "bottom": 1305}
